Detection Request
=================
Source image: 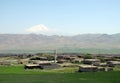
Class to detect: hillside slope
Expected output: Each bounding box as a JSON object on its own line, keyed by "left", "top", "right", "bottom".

{"left": 0, "top": 34, "right": 120, "bottom": 53}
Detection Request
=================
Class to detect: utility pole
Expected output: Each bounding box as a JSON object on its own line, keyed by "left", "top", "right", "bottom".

{"left": 54, "top": 49, "right": 57, "bottom": 63}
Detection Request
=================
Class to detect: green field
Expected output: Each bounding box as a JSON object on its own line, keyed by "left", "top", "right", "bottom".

{"left": 0, "top": 66, "right": 120, "bottom": 83}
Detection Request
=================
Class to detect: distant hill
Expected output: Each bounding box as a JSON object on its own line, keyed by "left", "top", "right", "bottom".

{"left": 0, "top": 34, "right": 120, "bottom": 54}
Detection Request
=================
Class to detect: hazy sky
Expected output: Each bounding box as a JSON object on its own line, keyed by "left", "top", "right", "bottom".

{"left": 0, "top": 0, "right": 120, "bottom": 35}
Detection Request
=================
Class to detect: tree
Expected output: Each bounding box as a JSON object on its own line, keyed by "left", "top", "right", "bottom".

{"left": 83, "top": 53, "right": 93, "bottom": 59}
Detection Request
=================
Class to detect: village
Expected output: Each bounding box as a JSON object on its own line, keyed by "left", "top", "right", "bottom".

{"left": 0, "top": 52, "right": 120, "bottom": 72}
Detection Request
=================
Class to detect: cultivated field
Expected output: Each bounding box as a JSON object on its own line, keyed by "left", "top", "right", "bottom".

{"left": 0, "top": 65, "right": 120, "bottom": 83}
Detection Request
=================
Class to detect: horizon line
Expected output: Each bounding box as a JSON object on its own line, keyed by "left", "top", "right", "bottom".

{"left": 0, "top": 33, "right": 120, "bottom": 36}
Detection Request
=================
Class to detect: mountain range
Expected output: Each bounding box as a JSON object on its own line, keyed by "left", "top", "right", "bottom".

{"left": 0, "top": 34, "right": 120, "bottom": 53}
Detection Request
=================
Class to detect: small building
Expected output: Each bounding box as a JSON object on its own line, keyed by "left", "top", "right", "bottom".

{"left": 79, "top": 65, "right": 98, "bottom": 72}
{"left": 83, "top": 59, "right": 100, "bottom": 65}
{"left": 99, "top": 63, "right": 108, "bottom": 67}
{"left": 24, "top": 64, "right": 41, "bottom": 69}
{"left": 60, "top": 63, "right": 78, "bottom": 67}
{"left": 107, "top": 61, "right": 120, "bottom": 67}
{"left": 30, "top": 56, "right": 48, "bottom": 61}
{"left": 107, "top": 67, "right": 113, "bottom": 71}
{"left": 72, "top": 58, "right": 84, "bottom": 63}
{"left": 29, "top": 60, "right": 54, "bottom": 64}
{"left": 40, "top": 63, "right": 60, "bottom": 69}
{"left": 104, "top": 56, "right": 115, "bottom": 61}
{"left": 57, "top": 59, "right": 68, "bottom": 63}
{"left": 24, "top": 63, "right": 60, "bottom": 70}
{"left": 98, "top": 67, "right": 106, "bottom": 71}
{"left": 0, "top": 61, "right": 10, "bottom": 66}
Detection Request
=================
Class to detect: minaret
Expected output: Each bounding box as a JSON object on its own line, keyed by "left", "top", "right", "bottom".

{"left": 54, "top": 49, "right": 57, "bottom": 63}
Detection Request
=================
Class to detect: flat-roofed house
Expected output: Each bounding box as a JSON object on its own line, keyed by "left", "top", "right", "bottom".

{"left": 83, "top": 59, "right": 100, "bottom": 65}
{"left": 79, "top": 65, "right": 98, "bottom": 72}
{"left": 24, "top": 63, "right": 60, "bottom": 70}
{"left": 107, "top": 61, "right": 120, "bottom": 67}
{"left": 24, "top": 64, "right": 41, "bottom": 69}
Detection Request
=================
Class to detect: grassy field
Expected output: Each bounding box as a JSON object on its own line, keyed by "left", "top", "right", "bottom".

{"left": 0, "top": 65, "right": 120, "bottom": 83}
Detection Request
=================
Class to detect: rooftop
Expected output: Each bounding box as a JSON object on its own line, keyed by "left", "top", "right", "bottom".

{"left": 84, "top": 59, "right": 100, "bottom": 62}
{"left": 25, "top": 64, "right": 39, "bottom": 66}
{"left": 79, "top": 65, "right": 97, "bottom": 68}
{"left": 109, "top": 61, "right": 120, "bottom": 64}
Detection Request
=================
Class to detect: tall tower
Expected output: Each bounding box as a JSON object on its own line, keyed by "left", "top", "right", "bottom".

{"left": 54, "top": 49, "right": 57, "bottom": 63}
